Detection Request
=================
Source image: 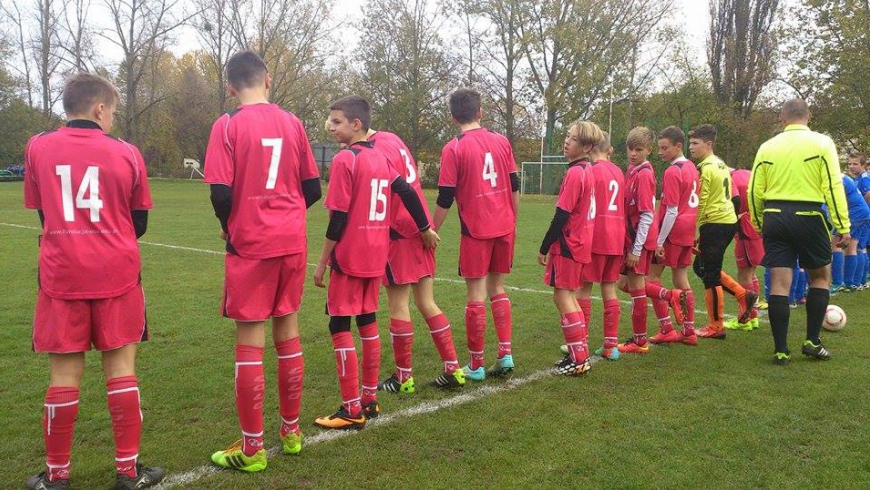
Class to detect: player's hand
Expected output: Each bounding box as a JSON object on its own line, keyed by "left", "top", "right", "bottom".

{"left": 625, "top": 252, "right": 639, "bottom": 268}
{"left": 421, "top": 228, "right": 441, "bottom": 249}
{"left": 833, "top": 233, "right": 851, "bottom": 249}
{"left": 220, "top": 231, "right": 228, "bottom": 241}
{"left": 313, "top": 263, "right": 327, "bottom": 288}
{"left": 538, "top": 253, "right": 548, "bottom": 266}
{"left": 655, "top": 245, "right": 666, "bottom": 258}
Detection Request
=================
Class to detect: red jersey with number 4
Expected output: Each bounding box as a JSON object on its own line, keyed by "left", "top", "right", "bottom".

{"left": 550, "top": 160, "right": 595, "bottom": 263}
{"left": 439, "top": 127, "right": 517, "bottom": 239}
{"left": 23, "top": 125, "right": 153, "bottom": 300}
{"left": 325, "top": 141, "right": 400, "bottom": 278}
{"left": 204, "top": 103, "right": 319, "bottom": 259}
{"left": 658, "top": 158, "right": 699, "bottom": 246}
{"left": 730, "top": 168, "right": 760, "bottom": 240}
{"left": 369, "top": 130, "right": 432, "bottom": 238}
{"left": 625, "top": 161, "right": 659, "bottom": 251}
{"left": 590, "top": 159, "right": 626, "bottom": 255}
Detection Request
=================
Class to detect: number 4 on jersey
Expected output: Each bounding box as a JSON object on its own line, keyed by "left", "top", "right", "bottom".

{"left": 56, "top": 165, "right": 104, "bottom": 222}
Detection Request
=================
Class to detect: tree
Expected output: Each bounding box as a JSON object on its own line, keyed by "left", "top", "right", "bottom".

{"left": 34, "top": 0, "right": 63, "bottom": 120}
{"left": 59, "top": 0, "right": 95, "bottom": 72}
{"left": 195, "top": 0, "right": 236, "bottom": 112}
{"left": 1, "top": 2, "right": 35, "bottom": 107}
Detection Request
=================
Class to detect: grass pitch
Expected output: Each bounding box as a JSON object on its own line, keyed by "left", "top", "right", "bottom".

{"left": 1, "top": 179, "right": 869, "bottom": 488}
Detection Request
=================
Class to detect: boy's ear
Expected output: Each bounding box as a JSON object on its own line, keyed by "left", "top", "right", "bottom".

{"left": 225, "top": 82, "right": 237, "bottom": 98}
{"left": 352, "top": 118, "right": 363, "bottom": 132}
{"left": 264, "top": 73, "right": 271, "bottom": 90}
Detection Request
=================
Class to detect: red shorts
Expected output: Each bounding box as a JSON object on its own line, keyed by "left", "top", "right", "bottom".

{"left": 582, "top": 253, "right": 623, "bottom": 283}
{"left": 327, "top": 270, "right": 380, "bottom": 316}
{"left": 654, "top": 241, "right": 693, "bottom": 268}
{"left": 734, "top": 236, "right": 764, "bottom": 268}
{"left": 223, "top": 253, "right": 306, "bottom": 322}
{"left": 33, "top": 284, "right": 147, "bottom": 353}
{"left": 621, "top": 248, "right": 655, "bottom": 276}
{"left": 543, "top": 254, "right": 584, "bottom": 291}
{"left": 458, "top": 232, "right": 515, "bottom": 278}
{"left": 383, "top": 235, "right": 436, "bottom": 286}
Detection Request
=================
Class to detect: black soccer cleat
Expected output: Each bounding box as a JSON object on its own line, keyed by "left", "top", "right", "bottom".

{"left": 801, "top": 340, "right": 832, "bottom": 360}
{"left": 362, "top": 401, "right": 380, "bottom": 420}
{"left": 553, "top": 355, "right": 592, "bottom": 377}
{"left": 430, "top": 369, "right": 466, "bottom": 389}
{"left": 114, "top": 465, "right": 165, "bottom": 490}
{"left": 26, "top": 472, "right": 70, "bottom": 490}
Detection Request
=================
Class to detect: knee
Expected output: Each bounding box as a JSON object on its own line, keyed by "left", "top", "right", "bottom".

{"left": 356, "top": 312, "right": 376, "bottom": 328}
{"left": 328, "top": 316, "right": 351, "bottom": 335}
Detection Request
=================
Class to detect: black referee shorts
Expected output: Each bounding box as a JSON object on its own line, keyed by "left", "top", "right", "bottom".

{"left": 761, "top": 200, "right": 832, "bottom": 270}
{"left": 693, "top": 223, "right": 736, "bottom": 287}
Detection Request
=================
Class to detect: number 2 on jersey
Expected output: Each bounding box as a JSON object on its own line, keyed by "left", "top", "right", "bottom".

{"left": 56, "top": 165, "right": 103, "bottom": 222}
{"left": 482, "top": 152, "right": 498, "bottom": 187}
{"left": 607, "top": 180, "right": 620, "bottom": 211}
{"left": 262, "top": 138, "right": 283, "bottom": 189}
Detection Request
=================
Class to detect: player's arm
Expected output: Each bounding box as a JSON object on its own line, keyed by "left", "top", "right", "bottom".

{"left": 697, "top": 165, "right": 711, "bottom": 227}
{"left": 297, "top": 124, "right": 323, "bottom": 208}
{"left": 210, "top": 184, "right": 232, "bottom": 234}
{"left": 656, "top": 168, "right": 679, "bottom": 249}
{"left": 132, "top": 210, "right": 148, "bottom": 238}
{"left": 821, "top": 138, "right": 851, "bottom": 236}
{"left": 632, "top": 212, "right": 653, "bottom": 257}
{"left": 433, "top": 143, "right": 457, "bottom": 232}
{"left": 538, "top": 208, "right": 570, "bottom": 265}
{"left": 393, "top": 176, "right": 440, "bottom": 248}
{"left": 433, "top": 187, "right": 454, "bottom": 232}
{"left": 313, "top": 211, "right": 345, "bottom": 288}
{"left": 511, "top": 172, "right": 520, "bottom": 223}
{"left": 747, "top": 150, "right": 767, "bottom": 233}
{"left": 302, "top": 178, "right": 322, "bottom": 208}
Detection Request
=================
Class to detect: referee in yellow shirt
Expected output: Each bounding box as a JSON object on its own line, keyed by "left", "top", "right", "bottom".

{"left": 748, "top": 99, "right": 851, "bottom": 364}
{"left": 688, "top": 125, "right": 757, "bottom": 340}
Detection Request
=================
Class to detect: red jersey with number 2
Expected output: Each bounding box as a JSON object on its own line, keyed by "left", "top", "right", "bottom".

{"left": 590, "top": 159, "right": 626, "bottom": 255}
{"left": 438, "top": 127, "right": 517, "bottom": 239}
{"left": 23, "top": 126, "right": 153, "bottom": 300}
{"left": 325, "top": 141, "right": 400, "bottom": 278}
{"left": 204, "top": 103, "right": 319, "bottom": 259}
{"left": 369, "top": 130, "right": 432, "bottom": 238}
{"left": 658, "top": 158, "right": 699, "bottom": 246}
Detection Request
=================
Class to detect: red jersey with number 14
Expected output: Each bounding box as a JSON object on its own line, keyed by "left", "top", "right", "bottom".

{"left": 204, "top": 103, "right": 319, "bottom": 259}
{"left": 625, "top": 161, "right": 659, "bottom": 251}
{"left": 550, "top": 160, "right": 594, "bottom": 264}
{"left": 590, "top": 159, "right": 626, "bottom": 255}
{"left": 325, "top": 141, "right": 400, "bottom": 278}
{"left": 439, "top": 127, "right": 517, "bottom": 239}
{"left": 369, "top": 130, "right": 432, "bottom": 238}
{"left": 23, "top": 125, "right": 153, "bottom": 300}
{"left": 658, "top": 158, "right": 699, "bottom": 246}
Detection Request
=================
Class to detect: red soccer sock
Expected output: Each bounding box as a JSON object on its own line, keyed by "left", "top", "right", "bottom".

{"left": 603, "top": 298, "right": 621, "bottom": 349}
{"left": 465, "top": 302, "right": 487, "bottom": 369}
{"left": 358, "top": 321, "right": 381, "bottom": 405}
{"left": 578, "top": 298, "right": 593, "bottom": 332}
{"left": 234, "top": 346, "right": 265, "bottom": 456}
{"left": 647, "top": 281, "right": 673, "bottom": 333}
{"left": 331, "top": 331, "right": 361, "bottom": 417}
{"left": 106, "top": 376, "right": 143, "bottom": 477}
{"left": 389, "top": 318, "right": 414, "bottom": 383}
{"left": 491, "top": 293, "right": 513, "bottom": 358}
{"left": 44, "top": 387, "right": 79, "bottom": 482}
{"left": 275, "top": 336, "right": 304, "bottom": 438}
{"left": 645, "top": 281, "right": 670, "bottom": 301}
{"left": 682, "top": 288, "right": 696, "bottom": 334}
{"left": 425, "top": 313, "right": 460, "bottom": 374}
{"left": 561, "top": 311, "right": 587, "bottom": 363}
{"left": 629, "top": 289, "right": 648, "bottom": 344}
{"left": 619, "top": 282, "right": 630, "bottom": 293}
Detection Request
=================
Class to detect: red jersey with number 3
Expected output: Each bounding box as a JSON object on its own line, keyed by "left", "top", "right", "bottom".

{"left": 657, "top": 158, "right": 699, "bottom": 246}
{"left": 23, "top": 125, "right": 153, "bottom": 300}
{"left": 204, "top": 103, "right": 319, "bottom": 259}
{"left": 550, "top": 160, "right": 595, "bottom": 264}
{"left": 369, "top": 130, "right": 431, "bottom": 238}
{"left": 589, "top": 159, "right": 626, "bottom": 255}
{"left": 325, "top": 142, "right": 400, "bottom": 278}
{"left": 730, "top": 168, "right": 760, "bottom": 239}
{"left": 439, "top": 127, "right": 517, "bottom": 239}
{"left": 625, "top": 161, "right": 659, "bottom": 251}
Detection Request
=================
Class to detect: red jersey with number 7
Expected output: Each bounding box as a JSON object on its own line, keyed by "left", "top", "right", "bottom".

{"left": 589, "top": 159, "right": 626, "bottom": 255}
{"left": 23, "top": 125, "right": 153, "bottom": 300}
{"left": 204, "top": 103, "right": 319, "bottom": 259}
{"left": 325, "top": 141, "right": 400, "bottom": 278}
{"left": 369, "top": 130, "right": 432, "bottom": 238}
{"left": 438, "top": 127, "right": 517, "bottom": 239}
{"left": 657, "top": 158, "right": 699, "bottom": 246}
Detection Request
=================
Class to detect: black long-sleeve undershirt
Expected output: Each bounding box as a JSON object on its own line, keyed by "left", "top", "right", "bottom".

{"left": 210, "top": 184, "right": 232, "bottom": 233}
{"left": 392, "top": 177, "right": 430, "bottom": 231}
{"left": 437, "top": 173, "right": 519, "bottom": 209}
{"left": 539, "top": 208, "right": 571, "bottom": 255}
{"left": 326, "top": 211, "right": 348, "bottom": 241}
{"left": 302, "top": 177, "right": 322, "bottom": 208}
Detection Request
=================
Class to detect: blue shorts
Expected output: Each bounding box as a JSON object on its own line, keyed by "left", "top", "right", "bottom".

{"left": 853, "top": 219, "right": 870, "bottom": 249}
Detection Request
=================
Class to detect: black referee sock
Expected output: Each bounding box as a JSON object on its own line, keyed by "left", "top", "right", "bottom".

{"left": 805, "top": 287, "right": 829, "bottom": 345}
{"left": 768, "top": 295, "right": 790, "bottom": 354}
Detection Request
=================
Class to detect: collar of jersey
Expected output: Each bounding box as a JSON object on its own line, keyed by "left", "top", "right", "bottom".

{"left": 670, "top": 156, "right": 690, "bottom": 165}
{"left": 630, "top": 161, "right": 652, "bottom": 173}
{"left": 568, "top": 157, "right": 590, "bottom": 168}
{"left": 66, "top": 119, "right": 102, "bottom": 130}
{"left": 783, "top": 124, "right": 809, "bottom": 132}
{"left": 351, "top": 140, "right": 374, "bottom": 149}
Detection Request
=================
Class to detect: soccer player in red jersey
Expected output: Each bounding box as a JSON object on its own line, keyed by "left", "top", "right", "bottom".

{"left": 368, "top": 129, "right": 466, "bottom": 393}
{"left": 23, "top": 73, "right": 163, "bottom": 489}
{"left": 539, "top": 121, "right": 602, "bottom": 376}
{"left": 726, "top": 162, "right": 764, "bottom": 330}
{"left": 648, "top": 126, "right": 700, "bottom": 346}
{"left": 432, "top": 88, "right": 520, "bottom": 381}
{"left": 205, "top": 51, "right": 322, "bottom": 472}
{"left": 313, "top": 96, "right": 438, "bottom": 430}
{"left": 577, "top": 133, "right": 627, "bottom": 360}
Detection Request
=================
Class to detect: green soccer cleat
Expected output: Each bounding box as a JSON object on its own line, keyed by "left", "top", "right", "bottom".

{"left": 749, "top": 317, "right": 760, "bottom": 330}
{"left": 282, "top": 430, "right": 302, "bottom": 455}
{"left": 801, "top": 340, "right": 832, "bottom": 360}
{"left": 486, "top": 354, "right": 514, "bottom": 377}
{"left": 430, "top": 369, "right": 466, "bottom": 389}
{"left": 724, "top": 318, "right": 753, "bottom": 332}
{"left": 462, "top": 364, "right": 486, "bottom": 381}
{"left": 211, "top": 440, "right": 267, "bottom": 472}
{"left": 378, "top": 373, "right": 415, "bottom": 394}
{"left": 772, "top": 352, "right": 791, "bottom": 365}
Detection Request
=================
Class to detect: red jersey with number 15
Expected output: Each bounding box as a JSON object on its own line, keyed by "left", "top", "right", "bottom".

{"left": 624, "top": 161, "right": 659, "bottom": 251}
{"left": 23, "top": 125, "right": 153, "bottom": 300}
{"left": 590, "top": 159, "right": 626, "bottom": 255}
{"left": 204, "top": 103, "right": 320, "bottom": 260}
{"left": 369, "top": 130, "right": 432, "bottom": 238}
{"left": 325, "top": 141, "right": 400, "bottom": 278}
{"left": 657, "top": 158, "right": 699, "bottom": 246}
{"left": 438, "top": 127, "right": 517, "bottom": 239}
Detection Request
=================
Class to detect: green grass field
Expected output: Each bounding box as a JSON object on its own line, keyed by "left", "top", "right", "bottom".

{"left": 2, "top": 179, "right": 869, "bottom": 488}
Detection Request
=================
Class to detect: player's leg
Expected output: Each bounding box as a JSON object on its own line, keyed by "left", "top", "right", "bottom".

{"left": 553, "top": 287, "right": 592, "bottom": 376}
{"left": 800, "top": 218, "right": 836, "bottom": 360}
{"left": 463, "top": 276, "right": 488, "bottom": 380}
{"left": 381, "top": 284, "right": 416, "bottom": 394}
{"left": 831, "top": 241, "right": 845, "bottom": 292}
{"left": 576, "top": 282, "right": 594, "bottom": 330}
{"left": 646, "top": 259, "right": 686, "bottom": 337}
{"left": 672, "top": 265, "right": 697, "bottom": 344}
{"left": 763, "top": 210, "right": 799, "bottom": 364}
{"left": 597, "top": 281, "right": 622, "bottom": 358}
{"left": 315, "top": 314, "right": 366, "bottom": 430}
{"left": 696, "top": 224, "right": 733, "bottom": 339}
{"left": 486, "top": 272, "right": 515, "bottom": 376}
{"left": 356, "top": 279, "right": 383, "bottom": 419}
{"left": 412, "top": 277, "right": 464, "bottom": 388}
{"left": 272, "top": 313, "right": 303, "bottom": 455}
{"left": 619, "top": 270, "right": 651, "bottom": 354}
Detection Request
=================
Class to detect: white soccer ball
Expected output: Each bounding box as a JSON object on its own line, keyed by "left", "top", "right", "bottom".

{"left": 823, "top": 305, "right": 847, "bottom": 332}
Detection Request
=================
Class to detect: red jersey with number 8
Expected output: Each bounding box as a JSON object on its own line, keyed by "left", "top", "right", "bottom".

{"left": 589, "top": 159, "right": 626, "bottom": 255}
{"left": 438, "top": 127, "right": 517, "bottom": 239}
{"left": 204, "top": 103, "right": 320, "bottom": 259}
{"left": 325, "top": 142, "right": 400, "bottom": 278}
{"left": 657, "top": 158, "right": 699, "bottom": 246}
{"left": 369, "top": 130, "right": 431, "bottom": 238}
{"left": 23, "top": 126, "right": 153, "bottom": 300}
